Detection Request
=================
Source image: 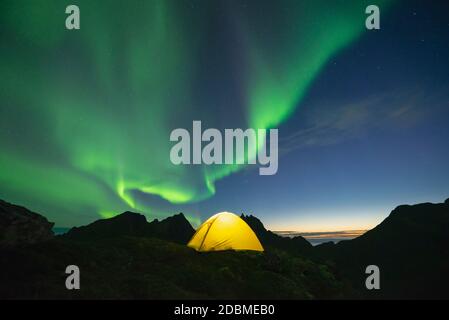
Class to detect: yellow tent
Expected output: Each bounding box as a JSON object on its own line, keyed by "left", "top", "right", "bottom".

{"left": 187, "top": 212, "right": 264, "bottom": 252}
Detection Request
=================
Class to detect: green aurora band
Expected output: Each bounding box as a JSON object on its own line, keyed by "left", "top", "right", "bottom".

{"left": 0, "top": 0, "right": 392, "bottom": 226}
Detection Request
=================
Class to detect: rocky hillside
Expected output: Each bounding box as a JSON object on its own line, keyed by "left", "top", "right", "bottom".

{"left": 64, "top": 211, "right": 194, "bottom": 244}
{"left": 0, "top": 202, "right": 347, "bottom": 299}
{"left": 0, "top": 200, "right": 54, "bottom": 247}
{"left": 241, "top": 214, "right": 312, "bottom": 255}
{"left": 0, "top": 197, "right": 448, "bottom": 299}
{"left": 314, "top": 198, "right": 449, "bottom": 299}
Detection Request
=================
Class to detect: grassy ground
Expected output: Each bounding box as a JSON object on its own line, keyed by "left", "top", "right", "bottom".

{"left": 0, "top": 236, "right": 352, "bottom": 299}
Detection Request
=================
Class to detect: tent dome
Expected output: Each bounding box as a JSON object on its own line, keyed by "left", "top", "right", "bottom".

{"left": 187, "top": 212, "right": 264, "bottom": 252}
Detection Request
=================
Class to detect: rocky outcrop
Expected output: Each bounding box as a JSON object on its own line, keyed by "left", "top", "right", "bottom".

{"left": 65, "top": 211, "right": 195, "bottom": 244}
{"left": 148, "top": 213, "right": 195, "bottom": 244}
{"left": 65, "top": 211, "right": 150, "bottom": 239}
{"left": 241, "top": 214, "right": 312, "bottom": 254}
{"left": 0, "top": 200, "right": 54, "bottom": 247}
{"left": 314, "top": 198, "right": 449, "bottom": 299}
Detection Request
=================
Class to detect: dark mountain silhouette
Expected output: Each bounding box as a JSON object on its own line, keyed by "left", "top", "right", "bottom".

{"left": 241, "top": 214, "right": 312, "bottom": 254}
{"left": 0, "top": 197, "right": 448, "bottom": 299}
{"left": 65, "top": 211, "right": 148, "bottom": 239}
{"left": 147, "top": 213, "right": 195, "bottom": 244}
{"left": 65, "top": 212, "right": 194, "bottom": 244}
{"left": 0, "top": 199, "right": 54, "bottom": 247}
{"left": 314, "top": 198, "right": 449, "bottom": 299}
{"left": 0, "top": 200, "right": 344, "bottom": 299}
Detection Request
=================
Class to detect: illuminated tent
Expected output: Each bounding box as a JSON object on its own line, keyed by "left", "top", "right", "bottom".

{"left": 187, "top": 212, "right": 264, "bottom": 252}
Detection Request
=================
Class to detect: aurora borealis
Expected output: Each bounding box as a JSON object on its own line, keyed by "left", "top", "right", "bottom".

{"left": 1, "top": 0, "right": 449, "bottom": 229}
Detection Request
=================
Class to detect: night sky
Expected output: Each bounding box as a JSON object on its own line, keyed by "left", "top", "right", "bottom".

{"left": 1, "top": 0, "right": 448, "bottom": 230}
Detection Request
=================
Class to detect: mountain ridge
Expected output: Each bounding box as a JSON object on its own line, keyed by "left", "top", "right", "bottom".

{"left": 64, "top": 211, "right": 195, "bottom": 244}
{"left": 0, "top": 199, "right": 54, "bottom": 247}
{"left": 314, "top": 198, "right": 449, "bottom": 298}
{"left": 0, "top": 197, "right": 448, "bottom": 299}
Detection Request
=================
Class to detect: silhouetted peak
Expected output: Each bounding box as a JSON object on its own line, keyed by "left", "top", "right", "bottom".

{"left": 64, "top": 210, "right": 195, "bottom": 244}
{"left": 241, "top": 213, "right": 312, "bottom": 253}
{"left": 148, "top": 212, "right": 194, "bottom": 244}
{"left": 166, "top": 212, "right": 189, "bottom": 222}
{"left": 314, "top": 198, "right": 449, "bottom": 299}
{"left": 391, "top": 204, "right": 411, "bottom": 212}
{"left": 65, "top": 211, "right": 149, "bottom": 239}
{"left": 166, "top": 213, "right": 192, "bottom": 229}
{"left": 386, "top": 200, "right": 448, "bottom": 225}
{"left": 445, "top": 198, "right": 449, "bottom": 205}
{"left": 0, "top": 199, "right": 54, "bottom": 246}
{"left": 112, "top": 211, "right": 147, "bottom": 223}
{"left": 149, "top": 213, "right": 189, "bottom": 226}
{"left": 241, "top": 214, "right": 267, "bottom": 233}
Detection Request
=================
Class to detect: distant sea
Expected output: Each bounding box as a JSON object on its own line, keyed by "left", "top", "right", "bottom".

{"left": 53, "top": 227, "right": 70, "bottom": 235}
{"left": 53, "top": 227, "right": 367, "bottom": 246}
{"left": 273, "top": 230, "right": 367, "bottom": 246}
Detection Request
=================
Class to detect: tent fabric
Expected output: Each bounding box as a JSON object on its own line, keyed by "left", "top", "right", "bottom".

{"left": 187, "top": 212, "right": 264, "bottom": 252}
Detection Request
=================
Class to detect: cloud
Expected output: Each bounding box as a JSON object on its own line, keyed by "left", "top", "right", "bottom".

{"left": 279, "top": 87, "right": 449, "bottom": 154}
{"left": 274, "top": 230, "right": 367, "bottom": 239}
